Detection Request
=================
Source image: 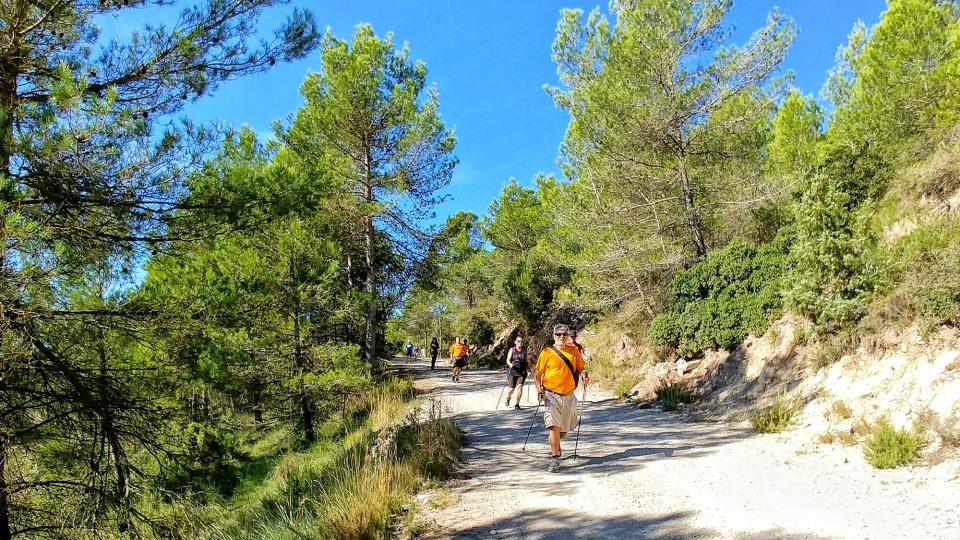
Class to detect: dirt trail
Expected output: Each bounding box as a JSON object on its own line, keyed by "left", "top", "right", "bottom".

{"left": 403, "top": 359, "right": 960, "bottom": 539}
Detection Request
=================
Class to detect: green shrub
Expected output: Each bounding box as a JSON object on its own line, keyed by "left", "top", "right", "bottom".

{"left": 614, "top": 375, "right": 641, "bottom": 398}
{"left": 160, "top": 422, "right": 247, "bottom": 500}
{"left": 864, "top": 416, "right": 924, "bottom": 469}
{"left": 786, "top": 175, "right": 883, "bottom": 326}
{"left": 656, "top": 382, "right": 695, "bottom": 411}
{"left": 751, "top": 394, "right": 799, "bottom": 433}
{"left": 650, "top": 238, "right": 787, "bottom": 356}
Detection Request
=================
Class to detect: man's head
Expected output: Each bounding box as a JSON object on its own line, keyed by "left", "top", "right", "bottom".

{"left": 454, "top": 336, "right": 461, "bottom": 343}
{"left": 553, "top": 323, "right": 571, "bottom": 345}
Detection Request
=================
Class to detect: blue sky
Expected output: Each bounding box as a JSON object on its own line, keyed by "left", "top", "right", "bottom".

{"left": 101, "top": 0, "right": 887, "bottom": 223}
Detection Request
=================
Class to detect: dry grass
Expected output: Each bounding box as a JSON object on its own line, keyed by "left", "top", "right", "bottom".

{"left": 830, "top": 400, "right": 853, "bottom": 420}
{"left": 751, "top": 394, "right": 799, "bottom": 433}
{"left": 918, "top": 409, "right": 960, "bottom": 449}
{"left": 427, "top": 486, "right": 457, "bottom": 510}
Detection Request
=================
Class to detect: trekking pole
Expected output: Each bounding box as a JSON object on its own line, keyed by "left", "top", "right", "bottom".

{"left": 522, "top": 400, "right": 542, "bottom": 451}
{"left": 571, "top": 384, "right": 587, "bottom": 460}
{"left": 496, "top": 381, "right": 507, "bottom": 410}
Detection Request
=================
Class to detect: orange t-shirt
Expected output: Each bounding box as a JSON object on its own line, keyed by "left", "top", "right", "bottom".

{"left": 535, "top": 344, "right": 585, "bottom": 395}
{"left": 448, "top": 343, "right": 468, "bottom": 357}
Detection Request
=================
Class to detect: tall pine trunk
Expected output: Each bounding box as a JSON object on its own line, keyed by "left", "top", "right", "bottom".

{"left": 363, "top": 155, "right": 378, "bottom": 366}
{"left": 293, "top": 303, "right": 315, "bottom": 443}
{"left": 289, "top": 252, "right": 315, "bottom": 443}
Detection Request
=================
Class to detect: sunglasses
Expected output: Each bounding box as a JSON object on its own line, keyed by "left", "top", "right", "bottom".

{"left": 554, "top": 332, "right": 568, "bottom": 337}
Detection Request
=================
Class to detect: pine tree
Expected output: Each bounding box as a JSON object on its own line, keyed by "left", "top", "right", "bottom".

{"left": 284, "top": 25, "right": 456, "bottom": 366}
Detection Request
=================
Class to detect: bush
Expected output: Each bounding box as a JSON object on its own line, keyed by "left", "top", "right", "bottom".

{"left": 160, "top": 422, "right": 247, "bottom": 499}
{"left": 655, "top": 382, "right": 694, "bottom": 411}
{"left": 751, "top": 394, "right": 799, "bottom": 433}
{"left": 650, "top": 238, "right": 787, "bottom": 356}
{"left": 863, "top": 416, "right": 924, "bottom": 469}
{"left": 614, "top": 375, "right": 641, "bottom": 398}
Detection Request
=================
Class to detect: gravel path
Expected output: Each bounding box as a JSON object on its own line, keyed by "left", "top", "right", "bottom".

{"left": 403, "top": 359, "right": 960, "bottom": 540}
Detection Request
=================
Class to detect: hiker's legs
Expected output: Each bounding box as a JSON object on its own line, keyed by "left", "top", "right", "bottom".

{"left": 431, "top": 353, "right": 437, "bottom": 370}
{"left": 548, "top": 426, "right": 562, "bottom": 456}
{"left": 515, "top": 378, "right": 525, "bottom": 404}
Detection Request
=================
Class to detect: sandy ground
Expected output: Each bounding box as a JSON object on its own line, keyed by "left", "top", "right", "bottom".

{"left": 399, "top": 359, "right": 960, "bottom": 540}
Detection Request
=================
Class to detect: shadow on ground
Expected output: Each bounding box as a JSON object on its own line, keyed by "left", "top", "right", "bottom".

{"left": 399, "top": 361, "right": 750, "bottom": 479}
{"left": 434, "top": 508, "right": 830, "bottom": 540}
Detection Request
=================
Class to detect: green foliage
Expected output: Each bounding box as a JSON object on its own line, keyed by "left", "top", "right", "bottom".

{"left": 828, "top": 0, "right": 960, "bottom": 151}
{"left": 751, "top": 394, "right": 799, "bottom": 433}
{"left": 864, "top": 417, "right": 924, "bottom": 469}
{"left": 160, "top": 423, "right": 247, "bottom": 500}
{"left": 0, "top": 1, "right": 323, "bottom": 533}
{"left": 786, "top": 175, "right": 882, "bottom": 326}
{"left": 482, "top": 178, "right": 552, "bottom": 253}
{"left": 656, "top": 382, "right": 695, "bottom": 412}
{"left": 766, "top": 90, "right": 823, "bottom": 181}
{"left": 885, "top": 217, "right": 960, "bottom": 327}
{"left": 286, "top": 23, "right": 457, "bottom": 362}
{"left": 503, "top": 252, "right": 573, "bottom": 329}
{"left": 650, "top": 238, "right": 787, "bottom": 355}
{"left": 547, "top": 0, "right": 794, "bottom": 307}
{"left": 466, "top": 317, "right": 495, "bottom": 348}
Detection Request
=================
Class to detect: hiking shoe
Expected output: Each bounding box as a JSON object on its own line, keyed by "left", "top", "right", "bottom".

{"left": 548, "top": 456, "right": 561, "bottom": 473}
{"left": 514, "top": 404, "right": 521, "bottom": 410}
{"left": 505, "top": 398, "right": 511, "bottom": 407}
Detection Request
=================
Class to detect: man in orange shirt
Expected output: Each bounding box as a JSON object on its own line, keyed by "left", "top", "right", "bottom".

{"left": 448, "top": 336, "right": 469, "bottom": 382}
{"left": 534, "top": 323, "right": 590, "bottom": 473}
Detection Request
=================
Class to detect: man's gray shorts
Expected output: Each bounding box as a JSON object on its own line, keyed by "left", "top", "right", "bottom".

{"left": 543, "top": 390, "right": 578, "bottom": 433}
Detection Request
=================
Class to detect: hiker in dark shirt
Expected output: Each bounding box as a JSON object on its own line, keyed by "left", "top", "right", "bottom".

{"left": 503, "top": 336, "right": 529, "bottom": 409}
{"left": 429, "top": 337, "right": 440, "bottom": 370}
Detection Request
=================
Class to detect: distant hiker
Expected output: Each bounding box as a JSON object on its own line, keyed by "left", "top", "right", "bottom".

{"left": 430, "top": 337, "right": 440, "bottom": 370}
{"left": 449, "top": 336, "right": 469, "bottom": 382}
{"left": 535, "top": 323, "right": 589, "bottom": 473}
{"left": 569, "top": 328, "right": 592, "bottom": 361}
{"left": 504, "top": 336, "right": 529, "bottom": 409}
{"left": 405, "top": 340, "right": 413, "bottom": 358}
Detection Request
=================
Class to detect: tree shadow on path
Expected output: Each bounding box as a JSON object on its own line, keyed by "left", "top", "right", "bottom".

{"left": 440, "top": 508, "right": 831, "bottom": 540}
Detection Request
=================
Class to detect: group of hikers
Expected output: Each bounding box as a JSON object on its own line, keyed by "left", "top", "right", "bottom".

{"left": 422, "top": 323, "right": 590, "bottom": 473}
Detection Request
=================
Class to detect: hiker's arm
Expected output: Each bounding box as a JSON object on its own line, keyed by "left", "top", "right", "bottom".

{"left": 534, "top": 370, "right": 544, "bottom": 401}
{"left": 505, "top": 348, "right": 513, "bottom": 369}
